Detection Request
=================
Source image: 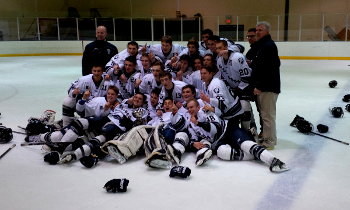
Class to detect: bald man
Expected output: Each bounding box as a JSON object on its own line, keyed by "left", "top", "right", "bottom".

{"left": 82, "top": 26, "right": 118, "bottom": 76}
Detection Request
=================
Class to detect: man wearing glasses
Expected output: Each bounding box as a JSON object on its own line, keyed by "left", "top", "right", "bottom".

{"left": 245, "top": 28, "right": 257, "bottom": 66}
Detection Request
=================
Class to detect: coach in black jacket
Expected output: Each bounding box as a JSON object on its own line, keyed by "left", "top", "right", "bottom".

{"left": 82, "top": 26, "right": 118, "bottom": 76}
{"left": 251, "top": 21, "right": 281, "bottom": 150}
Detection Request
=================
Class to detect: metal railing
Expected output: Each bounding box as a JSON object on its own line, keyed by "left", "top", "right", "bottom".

{"left": 0, "top": 13, "right": 348, "bottom": 42}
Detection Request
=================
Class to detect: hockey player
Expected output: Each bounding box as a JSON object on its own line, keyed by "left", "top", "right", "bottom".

{"left": 199, "top": 65, "right": 243, "bottom": 127}
{"left": 158, "top": 72, "right": 187, "bottom": 109}
{"left": 175, "top": 99, "right": 225, "bottom": 166}
{"left": 138, "top": 61, "right": 164, "bottom": 95}
{"left": 111, "top": 56, "right": 142, "bottom": 100}
{"left": 190, "top": 56, "right": 204, "bottom": 92}
{"left": 142, "top": 35, "right": 185, "bottom": 64}
{"left": 216, "top": 39, "right": 255, "bottom": 133}
{"left": 139, "top": 53, "right": 152, "bottom": 76}
{"left": 215, "top": 126, "right": 289, "bottom": 173}
{"left": 172, "top": 54, "right": 194, "bottom": 84}
{"left": 27, "top": 85, "right": 119, "bottom": 144}
{"left": 105, "top": 41, "right": 141, "bottom": 74}
{"left": 62, "top": 64, "right": 114, "bottom": 126}
{"left": 199, "top": 28, "right": 214, "bottom": 52}
{"left": 146, "top": 88, "right": 161, "bottom": 120}
{"left": 178, "top": 39, "right": 206, "bottom": 60}
{"left": 59, "top": 93, "right": 149, "bottom": 165}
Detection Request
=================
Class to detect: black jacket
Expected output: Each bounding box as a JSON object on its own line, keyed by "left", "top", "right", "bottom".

{"left": 251, "top": 34, "right": 281, "bottom": 93}
{"left": 82, "top": 39, "right": 118, "bottom": 76}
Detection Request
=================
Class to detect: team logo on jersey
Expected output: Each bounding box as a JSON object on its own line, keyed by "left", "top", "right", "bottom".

{"left": 238, "top": 57, "right": 244, "bottom": 64}
{"left": 214, "top": 87, "right": 220, "bottom": 93}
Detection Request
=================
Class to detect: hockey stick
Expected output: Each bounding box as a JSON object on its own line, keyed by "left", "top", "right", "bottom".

{"left": 17, "top": 126, "right": 26, "bottom": 130}
{"left": 13, "top": 130, "right": 26, "bottom": 135}
{"left": 302, "top": 128, "right": 350, "bottom": 145}
{"left": 0, "top": 144, "right": 16, "bottom": 159}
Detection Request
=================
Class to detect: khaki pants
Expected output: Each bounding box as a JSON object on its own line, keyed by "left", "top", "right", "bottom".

{"left": 257, "top": 92, "right": 279, "bottom": 145}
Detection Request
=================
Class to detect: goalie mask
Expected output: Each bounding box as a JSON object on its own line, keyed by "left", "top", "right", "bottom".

{"left": 0, "top": 126, "right": 13, "bottom": 143}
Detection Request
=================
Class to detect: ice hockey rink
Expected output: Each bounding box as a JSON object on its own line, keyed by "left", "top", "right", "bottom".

{"left": 0, "top": 56, "right": 350, "bottom": 210}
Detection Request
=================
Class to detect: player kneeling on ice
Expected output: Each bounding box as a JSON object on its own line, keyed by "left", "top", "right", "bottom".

{"left": 215, "top": 125, "right": 289, "bottom": 173}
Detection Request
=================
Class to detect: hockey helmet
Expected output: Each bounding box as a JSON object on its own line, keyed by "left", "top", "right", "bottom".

{"left": 330, "top": 107, "right": 344, "bottom": 118}
{"left": 342, "top": 94, "right": 350, "bottom": 102}
{"left": 0, "top": 126, "right": 13, "bottom": 143}
{"left": 328, "top": 80, "right": 337, "bottom": 88}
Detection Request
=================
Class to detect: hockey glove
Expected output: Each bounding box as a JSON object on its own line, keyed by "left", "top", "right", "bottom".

{"left": 169, "top": 166, "right": 191, "bottom": 179}
{"left": 104, "top": 178, "right": 129, "bottom": 193}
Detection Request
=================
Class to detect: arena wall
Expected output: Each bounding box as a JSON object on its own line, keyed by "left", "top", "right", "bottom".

{"left": 0, "top": 41, "right": 349, "bottom": 60}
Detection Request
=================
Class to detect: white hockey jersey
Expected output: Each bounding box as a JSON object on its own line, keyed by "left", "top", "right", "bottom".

{"left": 76, "top": 96, "right": 111, "bottom": 117}
{"left": 216, "top": 51, "right": 252, "bottom": 90}
{"left": 188, "top": 109, "right": 226, "bottom": 144}
{"left": 105, "top": 49, "right": 142, "bottom": 74}
{"left": 203, "top": 77, "right": 243, "bottom": 119}
{"left": 139, "top": 73, "right": 163, "bottom": 95}
{"left": 115, "top": 71, "right": 142, "bottom": 100}
{"left": 67, "top": 74, "right": 114, "bottom": 99}
{"left": 108, "top": 102, "right": 148, "bottom": 132}
{"left": 147, "top": 112, "right": 172, "bottom": 126}
{"left": 145, "top": 43, "right": 185, "bottom": 63}
{"left": 158, "top": 80, "right": 187, "bottom": 108}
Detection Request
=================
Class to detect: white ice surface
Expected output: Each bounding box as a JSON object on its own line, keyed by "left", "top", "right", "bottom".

{"left": 0, "top": 57, "right": 350, "bottom": 210}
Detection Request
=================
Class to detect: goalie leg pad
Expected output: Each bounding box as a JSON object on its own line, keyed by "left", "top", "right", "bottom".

{"left": 102, "top": 125, "right": 152, "bottom": 159}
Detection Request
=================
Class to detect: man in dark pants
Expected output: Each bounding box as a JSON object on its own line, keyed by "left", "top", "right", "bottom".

{"left": 82, "top": 26, "right": 118, "bottom": 76}
{"left": 251, "top": 21, "right": 281, "bottom": 150}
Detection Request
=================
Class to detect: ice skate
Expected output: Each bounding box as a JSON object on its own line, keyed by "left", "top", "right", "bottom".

{"left": 195, "top": 148, "right": 212, "bottom": 166}
{"left": 269, "top": 158, "right": 289, "bottom": 173}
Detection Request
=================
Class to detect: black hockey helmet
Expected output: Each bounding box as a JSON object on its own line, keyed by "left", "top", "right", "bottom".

{"left": 0, "top": 126, "right": 13, "bottom": 143}
{"left": 317, "top": 124, "right": 329, "bottom": 133}
{"left": 330, "top": 107, "right": 344, "bottom": 118}
{"left": 328, "top": 80, "right": 337, "bottom": 88}
{"left": 342, "top": 94, "right": 350, "bottom": 102}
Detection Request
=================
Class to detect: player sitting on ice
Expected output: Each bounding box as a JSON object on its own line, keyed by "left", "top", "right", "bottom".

{"left": 58, "top": 93, "right": 149, "bottom": 166}
{"left": 99, "top": 97, "right": 175, "bottom": 168}
{"left": 26, "top": 86, "right": 119, "bottom": 166}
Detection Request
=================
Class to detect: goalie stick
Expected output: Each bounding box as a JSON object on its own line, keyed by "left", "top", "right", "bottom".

{"left": 0, "top": 144, "right": 16, "bottom": 159}
{"left": 290, "top": 115, "right": 349, "bottom": 146}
